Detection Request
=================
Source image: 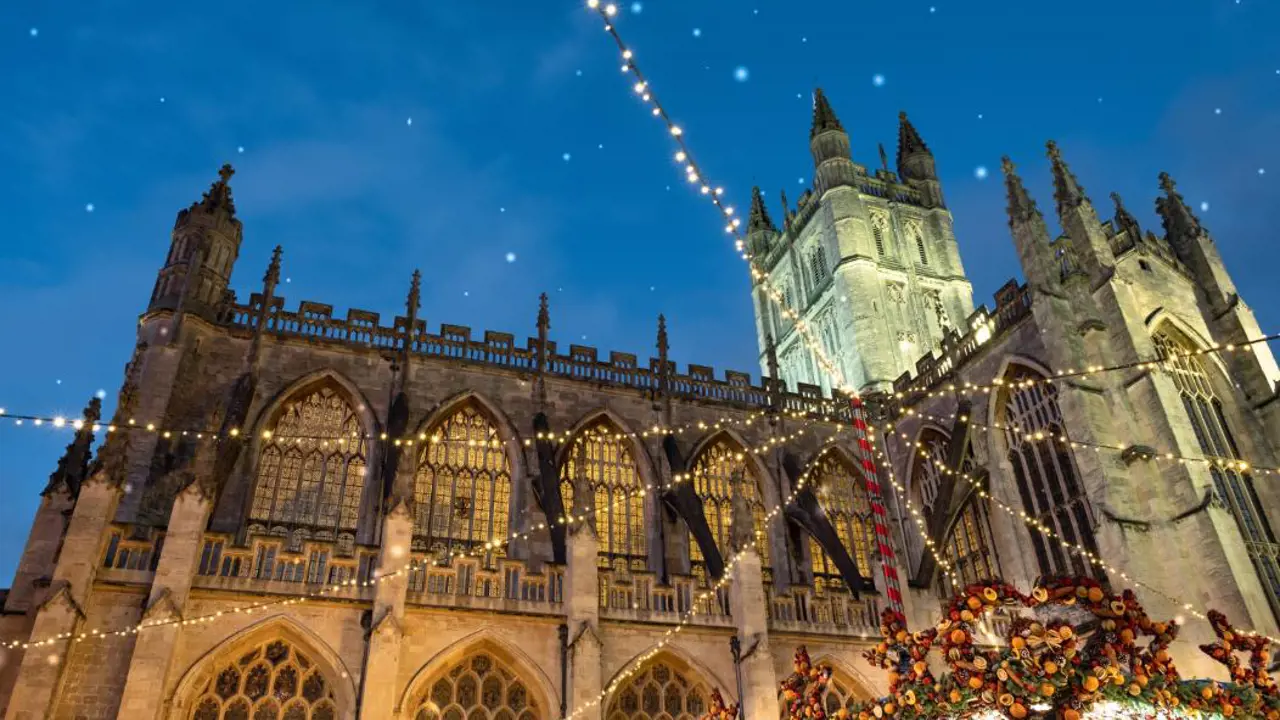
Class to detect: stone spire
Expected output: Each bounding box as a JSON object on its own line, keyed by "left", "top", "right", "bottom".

{"left": 1155, "top": 172, "right": 1204, "bottom": 241}
{"left": 151, "top": 163, "right": 244, "bottom": 322}
{"left": 779, "top": 189, "right": 794, "bottom": 229}
{"left": 878, "top": 143, "right": 889, "bottom": 173}
{"left": 199, "top": 163, "right": 238, "bottom": 216}
{"left": 896, "top": 112, "right": 930, "bottom": 169}
{"left": 1046, "top": 141, "right": 1088, "bottom": 218}
{"left": 810, "top": 88, "right": 843, "bottom": 138}
{"left": 402, "top": 268, "right": 422, "bottom": 360}
{"left": 1110, "top": 192, "right": 1141, "bottom": 237}
{"left": 44, "top": 397, "right": 102, "bottom": 497}
{"left": 534, "top": 292, "right": 550, "bottom": 407}
{"left": 1002, "top": 157, "right": 1043, "bottom": 227}
{"left": 247, "top": 246, "right": 283, "bottom": 366}
{"left": 91, "top": 342, "right": 147, "bottom": 486}
{"left": 747, "top": 186, "right": 776, "bottom": 233}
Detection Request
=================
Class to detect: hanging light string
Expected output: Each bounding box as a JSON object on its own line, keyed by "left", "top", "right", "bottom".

{"left": 870, "top": 425, "right": 1280, "bottom": 646}
{"left": 896, "top": 409, "right": 1276, "bottom": 476}
{"left": 893, "top": 331, "right": 1280, "bottom": 409}
{"left": 583, "top": 1, "right": 859, "bottom": 400}
{"left": 0, "top": 403, "right": 849, "bottom": 452}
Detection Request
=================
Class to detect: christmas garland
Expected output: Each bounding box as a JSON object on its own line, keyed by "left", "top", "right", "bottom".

{"left": 775, "top": 577, "right": 1279, "bottom": 720}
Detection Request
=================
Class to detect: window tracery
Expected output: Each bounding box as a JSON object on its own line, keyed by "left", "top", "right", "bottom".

{"left": 561, "top": 421, "right": 648, "bottom": 572}
{"left": 188, "top": 638, "right": 340, "bottom": 720}
{"left": 915, "top": 234, "right": 928, "bottom": 265}
{"left": 909, "top": 431, "right": 999, "bottom": 596}
{"left": 688, "top": 438, "right": 770, "bottom": 585}
{"left": 809, "top": 454, "right": 876, "bottom": 594}
{"left": 414, "top": 403, "right": 512, "bottom": 564}
{"left": 1155, "top": 329, "right": 1280, "bottom": 620}
{"left": 809, "top": 246, "right": 829, "bottom": 286}
{"left": 409, "top": 650, "right": 541, "bottom": 720}
{"left": 1000, "top": 365, "right": 1100, "bottom": 579}
{"left": 606, "top": 658, "right": 712, "bottom": 720}
{"left": 250, "top": 385, "right": 367, "bottom": 537}
{"left": 819, "top": 674, "right": 871, "bottom": 719}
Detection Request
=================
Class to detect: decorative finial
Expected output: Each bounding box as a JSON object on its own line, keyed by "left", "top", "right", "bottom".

{"left": 1155, "top": 171, "right": 1203, "bottom": 240}
{"left": 1046, "top": 140, "right": 1087, "bottom": 217}
{"left": 878, "top": 143, "right": 889, "bottom": 173}
{"left": 1110, "top": 192, "right": 1140, "bottom": 236}
{"left": 1002, "top": 156, "right": 1042, "bottom": 226}
{"left": 896, "top": 111, "right": 931, "bottom": 177}
{"left": 1158, "top": 172, "right": 1177, "bottom": 194}
{"left": 1001, "top": 156, "right": 1016, "bottom": 174}
{"left": 748, "top": 186, "right": 777, "bottom": 234}
{"left": 218, "top": 163, "right": 235, "bottom": 184}
{"left": 264, "top": 246, "right": 283, "bottom": 288}
{"left": 656, "top": 313, "right": 668, "bottom": 357}
{"left": 537, "top": 292, "right": 550, "bottom": 334}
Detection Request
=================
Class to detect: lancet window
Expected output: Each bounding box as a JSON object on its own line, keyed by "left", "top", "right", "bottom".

{"left": 250, "top": 385, "right": 367, "bottom": 536}
{"left": 413, "top": 403, "right": 512, "bottom": 564}
{"left": 688, "top": 438, "right": 769, "bottom": 585}
{"left": 606, "top": 658, "right": 711, "bottom": 720}
{"left": 561, "top": 421, "right": 648, "bottom": 572}
{"left": 188, "top": 638, "right": 340, "bottom": 720}
{"left": 1155, "top": 329, "right": 1280, "bottom": 620}
{"left": 809, "top": 454, "right": 876, "bottom": 595}
{"left": 809, "top": 246, "right": 829, "bottom": 286}
{"left": 915, "top": 234, "right": 928, "bottom": 265}
{"left": 910, "top": 431, "right": 999, "bottom": 597}
{"left": 409, "top": 650, "right": 541, "bottom": 720}
{"left": 1000, "top": 365, "right": 1100, "bottom": 579}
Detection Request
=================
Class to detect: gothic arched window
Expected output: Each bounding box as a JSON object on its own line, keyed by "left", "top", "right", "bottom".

{"left": 915, "top": 235, "right": 928, "bottom": 265}
{"left": 188, "top": 638, "right": 340, "bottom": 720}
{"left": 1155, "top": 329, "right": 1280, "bottom": 618}
{"left": 409, "top": 649, "right": 542, "bottom": 720}
{"left": 873, "top": 225, "right": 886, "bottom": 257}
{"left": 809, "top": 454, "right": 876, "bottom": 595}
{"left": 809, "top": 246, "right": 829, "bottom": 286}
{"left": 909, "top": 431, "right": 1000, "bottom": 596}
{"left": 561, "top": 421, "right": 648, "bottom": 572}
{"left": 250, "top": 385, "right": 367, "bottom": 536}
{"left": 819, "top": 673, "right": 873, "bottom": 719}
{"left": 688, "top": 438, "right": 769, "bottom": 585}
{"left": 414, "top": 403, "right": 512, "bottom": 563}
{"left": 606, "top": 657, "right": 712, "bottom": 720}
{"left": 999, "top": 365, "right": 1100, "bottom": 579}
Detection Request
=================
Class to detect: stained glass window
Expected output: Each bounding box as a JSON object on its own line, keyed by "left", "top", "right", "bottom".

{"left": 809, "top": 454, "right": 876, "bottom": 593}
{"left": 1155, "top": 329, "right": 1280, "bottom": 622}
{"left": 414, "top": 404, "right": 512, "bottom": 564}
{"left": 561, "top": 421, "right": 648, "bottom": 572}
{"left": 250, "top": 386, "right": 367, "bottom": 534}
{"left": 688, "top": 438, "right": 769, "bottom": 585}
{"left": 187, "top": 638, "right": 339, "bottom": 720}
{"left": 1000, "top": 365, "right": 1100, "bottom": 580}
{"left": 408, "top": 651, "right": 541, "bottom": 720}
{"left": 606, "top": 658, "right": 711, "bottom": 720}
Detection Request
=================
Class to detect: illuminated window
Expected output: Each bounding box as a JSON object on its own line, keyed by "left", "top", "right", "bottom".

{"left": 188, "top": 638, "right": 340, "bottom": 720}
{"left": 1155, "top": 329, "right": 1280, "bottom": 620}
{"left": 561, "top": 421, "right": 648, "bottom": 572}
{"left": 414, "top": 403, "right": 512, "bottom": 564}
{"left": 250, "top": 385, "right": 367, "bottom": 534}
{"left": 910, "top": 431, "right": 999, "bottom": 596}
{"left": 606, "top": 657, "right": 711, "bottom": 720}
{"left": 1000, "top": 365, "right": 1100, "bottom": 579}
{"left": 408, "top": 650, "right": 542, "bottom": 720}
{"left": 688, "top": 438, "right": 769, "bottom": 585}
{"left": 809, "top": 454, "right": 876, "bottom": 594}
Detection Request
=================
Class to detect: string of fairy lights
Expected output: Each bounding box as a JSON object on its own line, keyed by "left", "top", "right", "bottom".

{"left": 583, "top": 0, "right": 861, "bottom": 401}
{"left": 872, "top": 425, "right": 1280, "bottom": 647}
{"left": 896, "top": 409, "right": 1276, "bottom": 476}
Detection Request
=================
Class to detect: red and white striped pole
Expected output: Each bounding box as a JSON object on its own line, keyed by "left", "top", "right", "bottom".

{"left": 849, "top": 396, "right": 904, "bottom": 612}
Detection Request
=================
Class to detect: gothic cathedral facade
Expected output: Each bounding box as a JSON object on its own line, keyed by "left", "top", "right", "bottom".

{"left": 0, "top": 88, "right": 1277, "bottom": 720}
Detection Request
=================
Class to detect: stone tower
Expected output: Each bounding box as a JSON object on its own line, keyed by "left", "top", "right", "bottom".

{"left": 749, "top": 90, "right": 974, "bottom": 395}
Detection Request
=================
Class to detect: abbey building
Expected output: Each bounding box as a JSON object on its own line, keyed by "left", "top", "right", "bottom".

{"left": 0, "top": 88, "right": 1277, "bottom": 720}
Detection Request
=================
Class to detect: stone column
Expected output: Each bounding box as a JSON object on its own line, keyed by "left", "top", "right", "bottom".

{"left": 115, "top": 481, "right": 215, "bottom": 719}
{"left": 359, "top": 500, "right": 413, "bottom": 718}
{"left": 5, "top": 477, "right": 122, "bottom": 720}
{"left": 728, "top": 548, "right": 778, "bottom": 720}
{"left": 565, "top": 462, "right": 602, "bottom": 720}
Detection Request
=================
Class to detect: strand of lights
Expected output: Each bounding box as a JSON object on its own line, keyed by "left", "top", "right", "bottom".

{"left": 563, "top": 439, "right": 841, "bottom": 720}
{"left": 872, "top": 425, "right": 1280, "bottom": 647}
{"left": 0, "top": 404, "right": 844, "bottom": 452}
{"left": 898, "top": 409, "right": 1277, "bottom": 476}
{"left": 583, "top": 1, "right": 861, "bottom": 400}
{"left": 894, "top": 331, "right": 1280, "bottom": 408}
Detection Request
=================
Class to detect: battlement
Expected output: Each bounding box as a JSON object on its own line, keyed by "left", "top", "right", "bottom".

{"left": 892, "top": 280, "right": 1033, "bottom": 398}
{"left": 220, "top": 294, "right": 851, "bottom": 418}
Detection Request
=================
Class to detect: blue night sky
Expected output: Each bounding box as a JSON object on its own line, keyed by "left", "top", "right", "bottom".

{"left": 0, "top": 1, "right": 1277, "bottom": 581}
